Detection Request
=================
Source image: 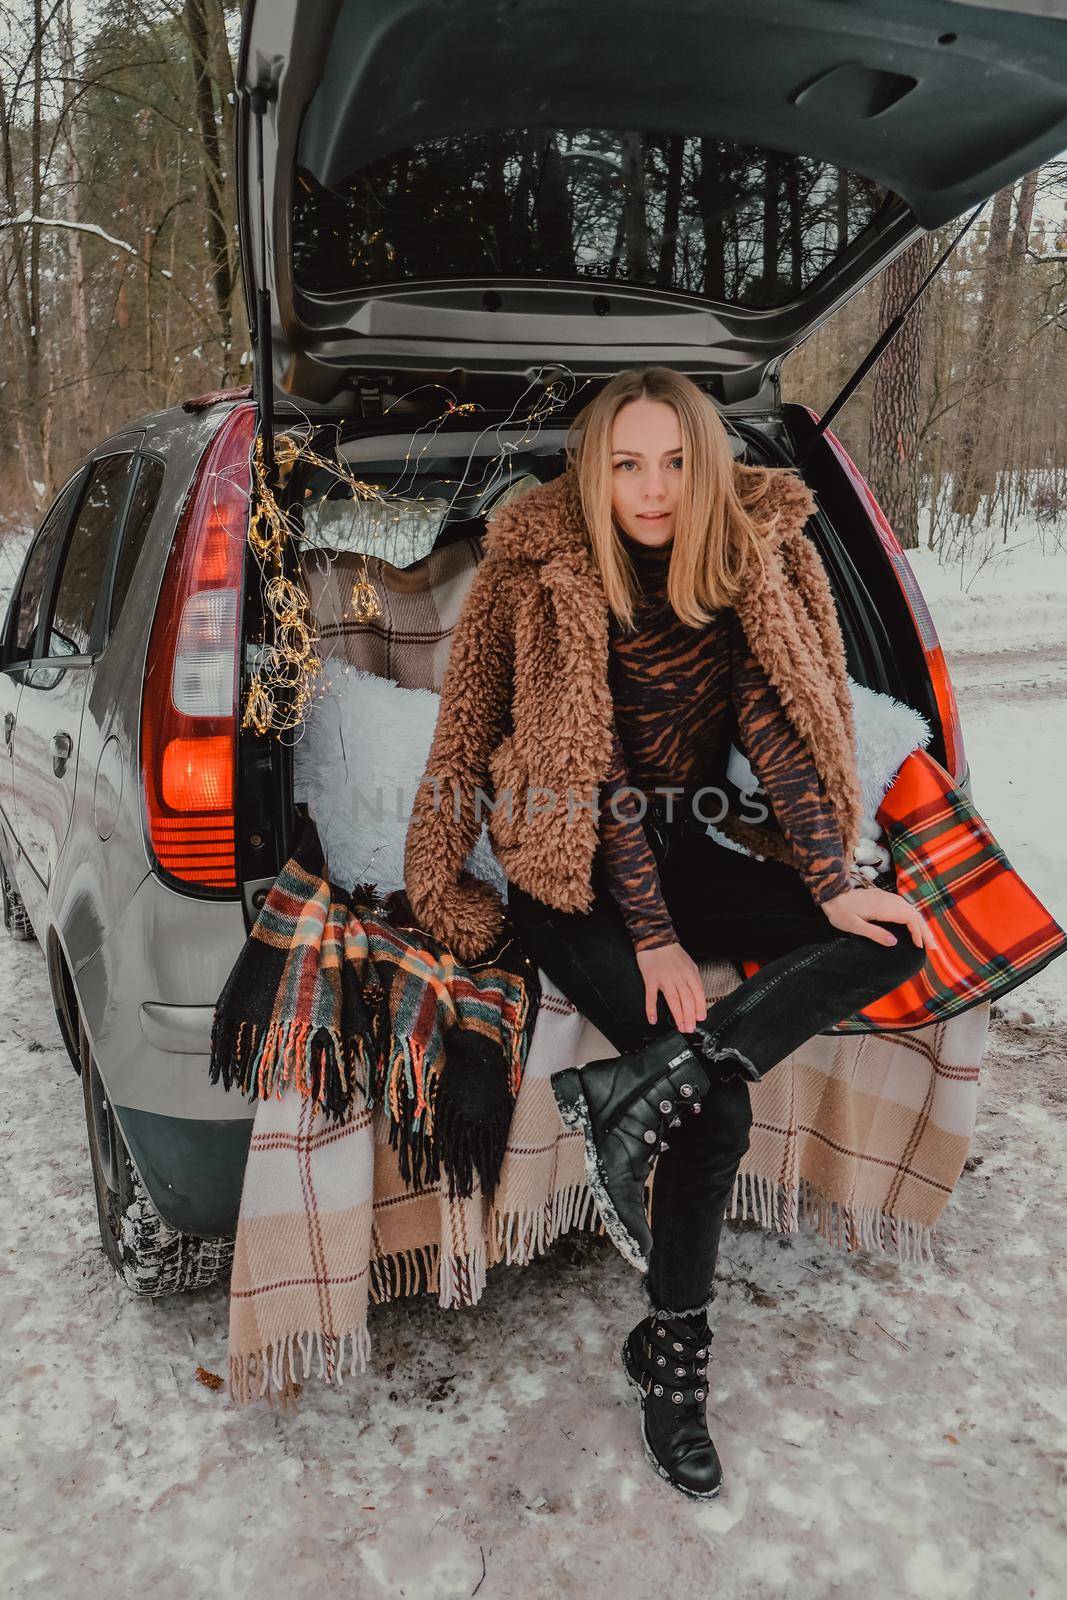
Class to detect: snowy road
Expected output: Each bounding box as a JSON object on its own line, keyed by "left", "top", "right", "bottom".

{"left": 948, "top": 643, "right": 1067, "bottom": 706}
{"left": 2, "top": 545, "right": 1066, "bottom": 1599}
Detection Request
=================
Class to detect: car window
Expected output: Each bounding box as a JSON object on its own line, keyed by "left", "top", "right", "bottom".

{"left": 108, "top": 456, "right": 165, "bottom": 635}
{"left": 12, "top": 478, "right": 82, "bottom": 660}
{"left": 46, "top": 453, "right": 137, "bottom": 658}
{"left": 294, "top": 126, "right": 892, "bottom": 310}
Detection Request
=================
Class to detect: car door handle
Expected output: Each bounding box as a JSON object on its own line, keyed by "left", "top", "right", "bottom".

{"left": 51, "top": 730, "right": 73, "bottom": 777}
{"left": 3, "top": 712, "right": 13, "bottom": 750}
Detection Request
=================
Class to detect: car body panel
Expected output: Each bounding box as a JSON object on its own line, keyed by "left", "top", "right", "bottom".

{"left": 74, "top": 866, "right": 250, "bottom": 1119}
{"left": 12, "top": 660, "right": 92, "bottom": 901}
{"left": 0, "top": 405, "right": 255, "bottom": 1232}
{"left": 42, "top": 409, "right": 227, "bottom": 978}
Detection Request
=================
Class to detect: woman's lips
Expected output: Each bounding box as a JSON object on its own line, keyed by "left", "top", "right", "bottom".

{"left": 638, "top": 511, "right": 670, "bottom": 520}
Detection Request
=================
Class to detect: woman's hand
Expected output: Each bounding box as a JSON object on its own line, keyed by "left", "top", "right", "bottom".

{"left": 635, "top": 941, "right": 709, "bottom": 1034}
{"left": 821, "top": 884, "right": 938, "bottom": 952}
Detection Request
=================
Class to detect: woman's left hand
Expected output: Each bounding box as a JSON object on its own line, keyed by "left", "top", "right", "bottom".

{"left": 820, "top": 883, "right": 938, "bottom": 952}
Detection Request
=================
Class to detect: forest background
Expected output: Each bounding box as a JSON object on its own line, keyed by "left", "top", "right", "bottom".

{"left": 2, "top": 0, "right": 1066, "bottom": 561}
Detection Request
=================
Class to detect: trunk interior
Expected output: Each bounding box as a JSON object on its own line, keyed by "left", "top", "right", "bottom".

{"left": 236, "top": 394, "right": 942, "bottom": 912}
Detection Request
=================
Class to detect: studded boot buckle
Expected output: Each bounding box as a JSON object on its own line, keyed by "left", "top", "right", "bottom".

{"left": 636, "top": 1318, "right": 713, "bottom": 1405}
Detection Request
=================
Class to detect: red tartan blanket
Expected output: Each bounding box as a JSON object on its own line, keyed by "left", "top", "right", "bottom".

{"left": 739, "top": 748, "right": 1067, "bottom": 1032}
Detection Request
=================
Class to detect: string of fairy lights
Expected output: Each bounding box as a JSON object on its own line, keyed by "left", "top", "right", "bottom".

{"left": 236, "top": 368, "right": 591, "bottom": 740}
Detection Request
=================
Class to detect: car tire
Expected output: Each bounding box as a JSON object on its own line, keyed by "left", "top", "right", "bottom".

{"left": 1, "top": 859, "right": 36, "bottom": 942}
{"left": 79, "top": 1017, "right": 234, "bottom": 1297}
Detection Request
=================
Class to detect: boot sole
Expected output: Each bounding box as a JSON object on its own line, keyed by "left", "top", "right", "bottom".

{"left": 552, "top": 1067, "right": 650, "bottom": 1272}
{"left": 621, "top": 1336, "right": 724, "bottom": 1502}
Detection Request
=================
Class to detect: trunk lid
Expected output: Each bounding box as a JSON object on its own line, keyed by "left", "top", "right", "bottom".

{"left": 238, "top": 0, "right": 1067, "bottom": 408}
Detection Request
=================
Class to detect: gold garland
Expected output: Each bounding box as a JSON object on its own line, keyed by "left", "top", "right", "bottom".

{"left": 241, "top": 428, "right": 391, "bottom": 736}
{"left": 240, "top": 372, "right": 588, "bottom": 738}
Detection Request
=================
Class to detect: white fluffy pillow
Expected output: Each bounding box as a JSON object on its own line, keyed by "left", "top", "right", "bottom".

{"left": 293, "top": 664, "right": 507, "bottom": 898}
{"left": 718, "top": 676, "right": 931, "bottom": 876}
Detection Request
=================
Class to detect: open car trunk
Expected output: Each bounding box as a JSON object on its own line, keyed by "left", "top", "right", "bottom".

{"left": 238, "top": 0, "right": 1067, "bottom": 411}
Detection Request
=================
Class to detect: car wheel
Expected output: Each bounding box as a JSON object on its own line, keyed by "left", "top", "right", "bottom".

{"left": 1, "top": 859, "right": 36, "bottom": 942}
{"left": 79, "top": 1017, "right": 234, "bottom": 1297}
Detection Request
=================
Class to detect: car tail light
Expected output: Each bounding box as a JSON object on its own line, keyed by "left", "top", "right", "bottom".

{"left": 805, "top": 413, "right": 966, "bottom": 785}
{"left": 141, "top": 405, "right": 255, "bottom": 890}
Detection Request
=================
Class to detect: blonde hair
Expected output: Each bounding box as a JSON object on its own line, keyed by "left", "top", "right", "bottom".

{"left": 566, "top": 366, "right": 769, "bottom": 631}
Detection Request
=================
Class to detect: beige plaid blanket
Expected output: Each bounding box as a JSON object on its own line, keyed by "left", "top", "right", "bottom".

{"left": 227, "top": 956, "right": 988, "bottom": 1407}
{"left": 299, "top": 534, "right": 484, "bottom": 690}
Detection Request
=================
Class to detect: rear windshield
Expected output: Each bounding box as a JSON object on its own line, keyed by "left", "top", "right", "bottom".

{"left": 295, "top": 454, "right": 561, "bottom": 567}
{"left": 292, "top": 127, "right": 893, "bottom": 309}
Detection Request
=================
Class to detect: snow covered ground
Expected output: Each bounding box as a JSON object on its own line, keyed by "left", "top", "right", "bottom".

{"left": 1, "top": 522, "right": 1066, "bottom": 1599}
{"left": 910, "top": 525, "right": 1067, "bottom": 1026}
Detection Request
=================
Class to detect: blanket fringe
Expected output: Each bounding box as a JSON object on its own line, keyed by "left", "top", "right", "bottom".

{"left": 729, "top": 1169, "right": 934, "bottom": 1264}
{"left": 229, "top": 1173, "right": 934, "bottom": 1406}
{"left": 365, "top": 1239, "right": 492, "bottom": 1310}
{"left": 212, "top": 1005, "right": 528, "bottom": 1201}
{"left": 486, "top": 1182, "right": 603, "bottom": 1268}
{"left": 369, "top": 1242, "right": 441, "bottom": 1302}
{"left": 230, "top": 1324, "right": 373, "bottom": 1409}
{"left": 355, "top": 1174, "right": 931, "bottom": 1322}
{"left": 209, "top": 1012, "right": 374, "bottom": 1125}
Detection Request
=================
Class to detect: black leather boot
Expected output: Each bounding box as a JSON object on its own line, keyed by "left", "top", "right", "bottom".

{"left": 551, "top": 1032, "right": 711, "bottom": 1270}
{"left": 622, "top": 1309, "right": 722, "bottom": 1500}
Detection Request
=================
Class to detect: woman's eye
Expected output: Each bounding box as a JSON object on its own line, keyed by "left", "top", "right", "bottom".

{"left": 669, "top": 457, "right": 683, "bottom": 469}
{"left": 614, "top": 460, "right": 635, "bottom": 470}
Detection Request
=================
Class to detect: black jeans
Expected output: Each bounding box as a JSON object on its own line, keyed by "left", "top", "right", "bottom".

{"left": 507, "top": 808, "right": 927, "bottom": 1317}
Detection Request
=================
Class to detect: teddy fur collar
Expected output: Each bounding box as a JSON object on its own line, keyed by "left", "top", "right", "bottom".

{"left": 483, "top": 460, "right": 817, "bottom": 566}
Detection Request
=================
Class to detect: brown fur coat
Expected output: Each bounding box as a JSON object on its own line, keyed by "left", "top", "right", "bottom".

{"left": 402, "top": 463, "right": 863, "bottom": 964}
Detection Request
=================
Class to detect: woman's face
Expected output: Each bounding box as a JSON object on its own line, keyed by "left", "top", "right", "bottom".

{"left": 609, "top": 396, "right": 684, "bottom": 548}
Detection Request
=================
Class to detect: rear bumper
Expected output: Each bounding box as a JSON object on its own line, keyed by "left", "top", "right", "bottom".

{"left": 116, "top": 1106, "right": 252, "bottom": 1236}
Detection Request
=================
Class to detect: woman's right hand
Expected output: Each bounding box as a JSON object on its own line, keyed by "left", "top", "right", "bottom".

{"left": 635, "top": 941, "right": 709, "bottom": 1035}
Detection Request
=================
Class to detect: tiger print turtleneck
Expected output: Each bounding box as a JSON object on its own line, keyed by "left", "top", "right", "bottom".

{"left": 598, "top": 526, "right": 852, "bottom": 952}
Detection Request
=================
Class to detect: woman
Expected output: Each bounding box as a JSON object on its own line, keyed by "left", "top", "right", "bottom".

{"left": 403, "top": 367, "right": 935, "bottom": 1501}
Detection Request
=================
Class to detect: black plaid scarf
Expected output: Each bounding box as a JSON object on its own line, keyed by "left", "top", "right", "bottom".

{"left": 209, "top": 819, "right": 541, "bottom": 1200}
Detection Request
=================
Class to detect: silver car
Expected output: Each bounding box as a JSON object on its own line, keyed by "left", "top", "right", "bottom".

{"left": 3, "top": 0, "right": 1066, "bottom": 1295}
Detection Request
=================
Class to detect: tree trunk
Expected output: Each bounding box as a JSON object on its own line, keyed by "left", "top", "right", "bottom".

{"left": 785, "top": 162, "right": 803, "bottom": 294}
{"left": 61, "top": 1, "right": 91, "bottom": 451}
{"left": 951, "top": 184, "right": 1014, "bottom": 517}
{"left": 531, "top": 135, "right": 575, "bottom": 275}
{"left": 656, "top": 135, "right": 683, "bottom": 287}
{"left": 184, "top": 0, "right": 234, "bottom": 381}
{"left": 620, "top": 131, "right": 649, "bottom": 279}
{"left": 698, "top": 138, "right": 725, "bottom": 300}
{"left": 867, "top": 235, "right": 934, "bottom": 548}
{"left": 762, "top": 153, "right": 780, "bottom": 298}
